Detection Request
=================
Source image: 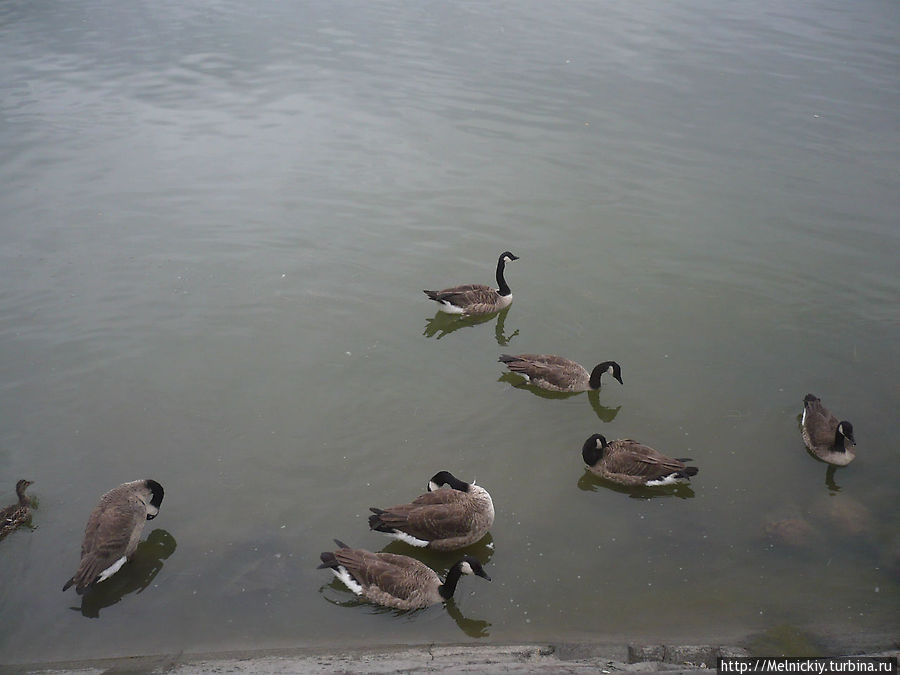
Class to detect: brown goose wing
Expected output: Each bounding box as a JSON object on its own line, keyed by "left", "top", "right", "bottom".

{"left": 335, "top": 549, "right": 437, "bottom": 600}
{"left": 383, "top": 502, "right": 474, "bottom": 541}
{"left": 428, "top": 284, "right": 493, "bottom": 303}
{"left": 500, "top": 354, "right": 583, "bottom": 388}
{"left": 606, "top": 440, "right": 688, "bottom": 480}
{"left": 804, "top": 397, "right": 839, "bottom": 447}
{"left": 68, "top": 491, "right": 148, "bottom": 590}
{"left": 375, "top": 489, "right": 472, "bottom": 540}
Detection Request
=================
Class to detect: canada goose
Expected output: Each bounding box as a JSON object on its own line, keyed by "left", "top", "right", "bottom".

{"left": 582, "top": 434, "right": 698, "bottom": 487}
{"left": 62, "top": 479, "right": 164, "bottom": 593}
{"left": 499, "top": 354, "right": 623, "bottom": 393}
{"left": 801, "top": 394, "right": 856, "bottom": 466}
{"left": 318, "top": 539, "right": 490, "bottom": 610}
{"left": 368, "top": 471, "right": 494, "bottom": 551}
{"left": 0, "top": 479, "right": 34, "bottom": 540}
{"left": 424, "top": 251, "right": 519, "bottom": 315}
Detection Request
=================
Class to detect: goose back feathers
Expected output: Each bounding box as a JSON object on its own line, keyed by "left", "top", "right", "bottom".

{"left": 499, "top": 354, "right": 622, "bottom": 392}
{"left": 318, "top": 539, "right": 490, "bottom": 610}
{"left": 0, "top": 479, "right": 34, "bottom": 540}
{"left": 63, "top": 479, "right": 164, "bottom": 593}
{"left": 582, "top": 434, "right": 698, "bottom": 487}
{"left": 801, "top": 394, "right": 856, "bottom": 466}
{"left": 424, "top": 251, "right": 519, "bottom": 315}
{"left": 368, "top": 471, "right": 494, "bottom": 551}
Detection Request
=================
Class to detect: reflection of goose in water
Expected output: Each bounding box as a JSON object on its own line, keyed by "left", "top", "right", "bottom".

{"left": 445, "top": 596, "right": 491, "bottom": 638}
{"left": 497, "top": 373, "right": 621, "bottom": 423}
{"left": 72, "top": 529, "right": 177, "bottom": 618}
{"left": 423, "top": 306, "right": 519, "bottom": 346}
{"left": 825, "top": 465, "right": 842, "bottom": 493}
{"left": 577, "top": 471, "right": 696, "bottom": 499}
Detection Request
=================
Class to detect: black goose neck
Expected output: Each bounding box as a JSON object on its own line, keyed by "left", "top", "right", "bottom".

{"left": 495, "top": 255, "right": 512, "bottom": 297}
{"left": 439, "top": 562, "right": 465, "bottom": 600}
{"left": 833, "top": 428, "right": 848, "bottom": 451}
{"left": 146, "top": 480, "right": 165, "bottom": 510}
{"left": 588, "top": 365, "right": 605, "bottom": 390}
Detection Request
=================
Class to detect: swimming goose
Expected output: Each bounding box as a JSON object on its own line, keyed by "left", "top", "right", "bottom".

{"left": 0, "top": 479, "right": 35, "bottom": 540}
{"left": 368, "top": 471, "right": 494, "bottom": 551}
{"left": 62, "top": 479, "right": 164, "bottom": 593}
{"left": 499, "top": 354, "right": 622, "bottom": 393}
{"left": 318, "top": 539, "right": 490, "bottom": 610}
{"left": 582, "top": 434, "right": 698, "bottom": 487}
{"left": 801, "top": 394, "right": 856, "bottom": 466}
{"left": 424, "top": 251, "right": 519, "bottom": 315}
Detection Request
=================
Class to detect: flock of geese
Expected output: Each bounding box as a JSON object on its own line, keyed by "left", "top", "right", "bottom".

{"left": 1, "top": 252, "right": 859, "bottom": 613}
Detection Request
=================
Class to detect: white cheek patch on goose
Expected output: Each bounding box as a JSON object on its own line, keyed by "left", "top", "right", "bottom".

{"left": 428, "top": 481, "right": 440, "bottom": 492}
{"left": 801, "top": 409, "right": 807, "bottom": 426}
{"left": 333, "top": 566, "right": 363, "bottom": 595}
{"left": 459, "top": 561, "right": 474, "bottom": 575}
{"left": 97, "top": 556, "right": 128, "bottom": 582}
{"left": 389, "top": 531, "right": 430, "bottom": 547}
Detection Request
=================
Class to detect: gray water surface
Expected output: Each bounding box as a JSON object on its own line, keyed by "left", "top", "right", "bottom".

{"left": 1, "top": 0, "right": 899, "bottom": 663}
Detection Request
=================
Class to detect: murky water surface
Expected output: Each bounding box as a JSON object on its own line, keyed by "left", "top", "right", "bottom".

{"left": 1, "top": 0, "right": 898, "bottom": 663}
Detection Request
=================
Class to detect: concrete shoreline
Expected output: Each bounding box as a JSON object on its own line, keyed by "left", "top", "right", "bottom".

{"left": 5, "top": 640, "right": 898, "bottom": 675}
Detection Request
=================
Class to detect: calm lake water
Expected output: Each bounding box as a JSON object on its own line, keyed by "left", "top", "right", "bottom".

{"left": 1, "top": 0, "right": 898, "bottom": 664}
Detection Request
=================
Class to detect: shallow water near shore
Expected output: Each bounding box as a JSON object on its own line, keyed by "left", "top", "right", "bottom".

{"left": 1, "top": 0, "right": 899, "bottom": 663}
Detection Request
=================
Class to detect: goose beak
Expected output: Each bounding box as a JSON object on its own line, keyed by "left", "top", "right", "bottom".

{"left": 615, "top": 374, "right": 623, "bottom": 385}
{"left": 477, "top": 570, "right": 492, "bottom": 581}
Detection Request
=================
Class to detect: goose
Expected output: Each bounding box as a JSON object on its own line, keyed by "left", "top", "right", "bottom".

{"left": 368, "top": 471, "right": 494, "bottom": 551}
{"left": 318, "top": 539, "right": 490, "bottom": 610}
{"left": 582, "top": 434, "right": 698, "bottom": 487}
{"left": 424, "top": 251, "right": 519, "bottom": 315}
{"left": 62, "top": 479, "right": 164, "bottom": 593}
{"left": 499, "top": 354, "right": 623, "bottom": 393}
{"left": 801, "top": 394, "right": 856, "bottom": 466}
{"left": 0, "top": 479, "right": 35, "bottom": 540}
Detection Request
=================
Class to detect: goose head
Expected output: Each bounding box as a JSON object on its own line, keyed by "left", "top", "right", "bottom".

{"left": 457, "top": 555, "right": 491, "bottom": 581}
{"left": 581, "top": 434, "right": 609, "bottom": 467}
{"left": 428, "top": 471, "right": 470, "bottom": 493}
{"left": 144, "top": 479, "right": 165, "bottom": 520}
{"left": 836, "top": 421, "right": 856, "bottom": 447}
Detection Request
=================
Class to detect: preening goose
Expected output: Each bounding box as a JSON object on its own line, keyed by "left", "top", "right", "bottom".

{"left": 801, "top": 394, "right": 856, "bottom": 466}
{"left": 499, "top": 354, "right": 622, "bottom": 393}
{"left": 62, "top": 479, "right": 164, "bottom": 593}
{"left": 582, "top": 434, "right": 698, "bottom": 487}
{"left": 318, "top": 539, "right": 490, "bottom": 610}
{"left": 368, "top": 471, "right": 494, "bottom": 551}
{"left": 0, "top": 479, "right": 35, "bottom": 540}
{"left": 424, "top": 251, "right": 519, "bottom": 315}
